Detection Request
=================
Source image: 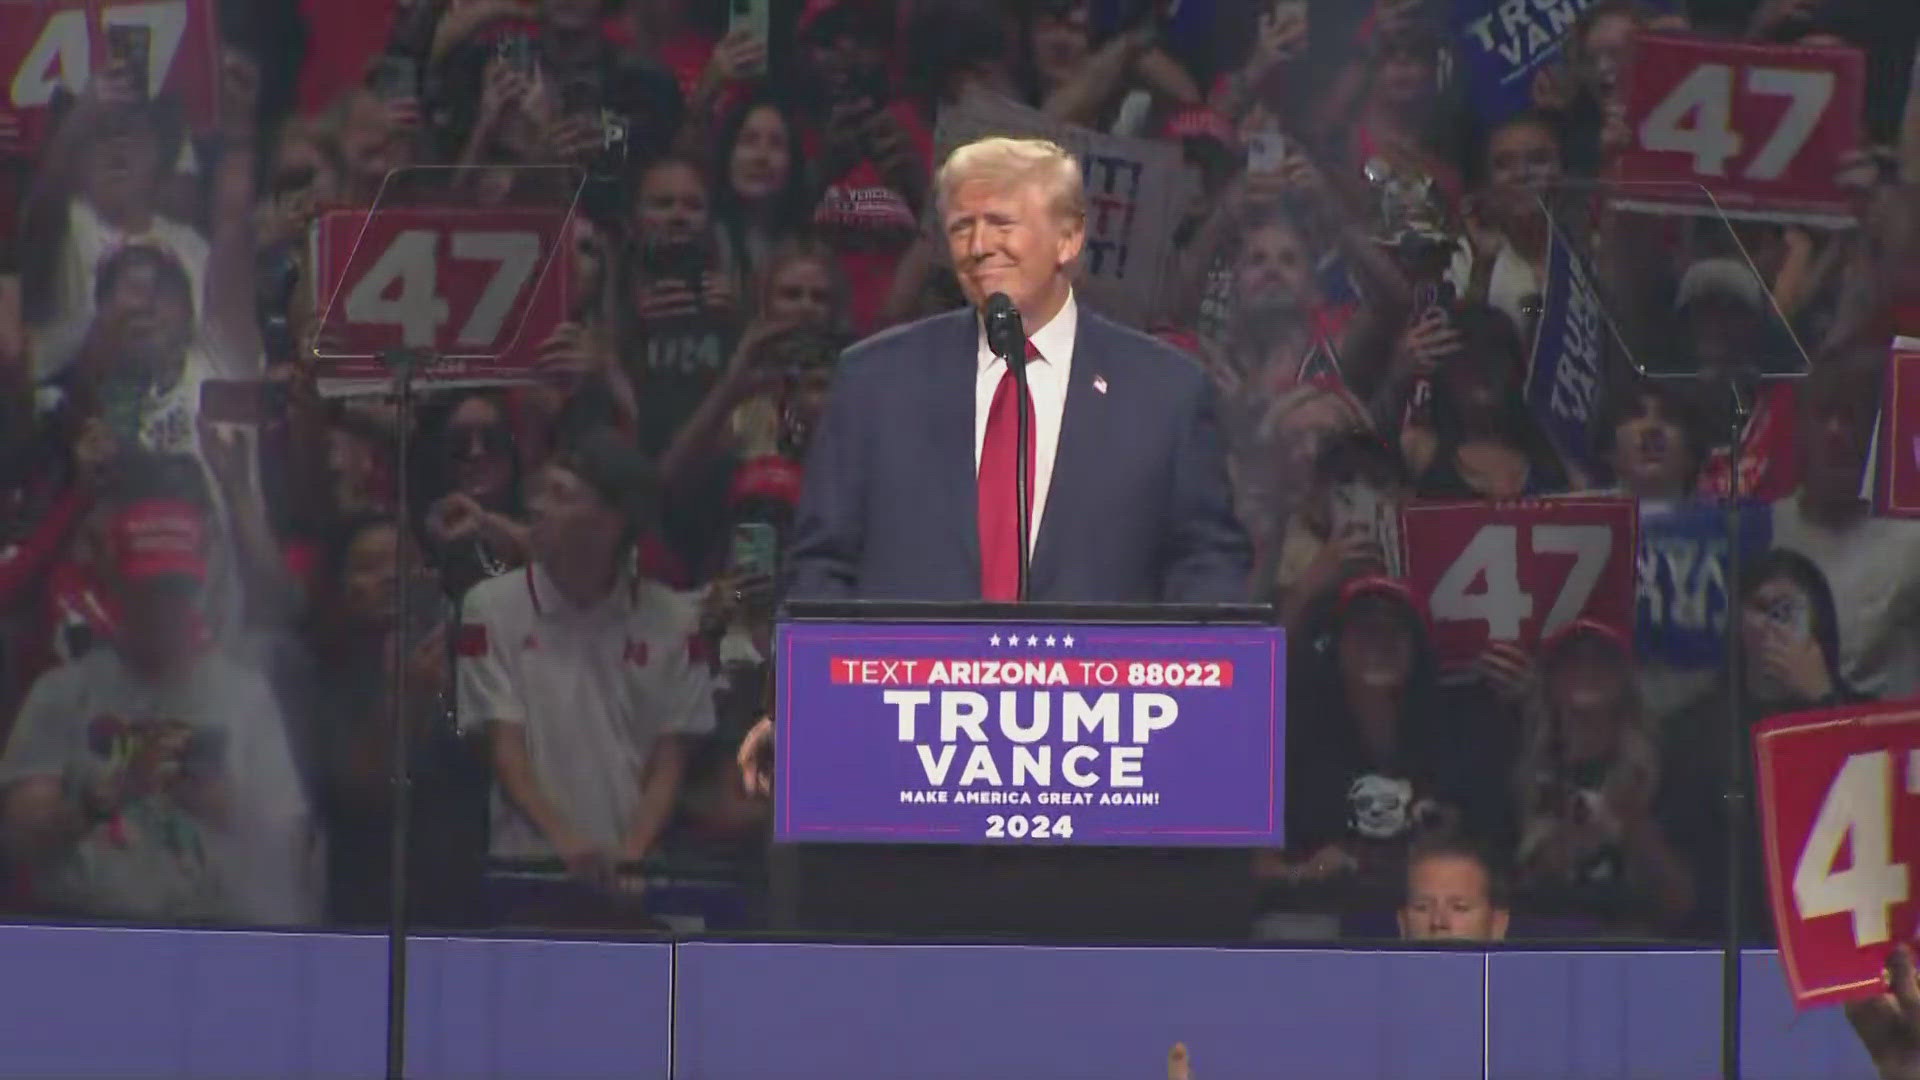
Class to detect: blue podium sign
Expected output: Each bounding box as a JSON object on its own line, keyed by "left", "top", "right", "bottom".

{"left": 774, "top": 621, "right": 1285, "bottom": 847}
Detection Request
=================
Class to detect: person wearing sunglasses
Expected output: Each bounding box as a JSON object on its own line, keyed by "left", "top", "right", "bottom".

{"left": 420, "top": 392, "right": 530, "bottom": 600}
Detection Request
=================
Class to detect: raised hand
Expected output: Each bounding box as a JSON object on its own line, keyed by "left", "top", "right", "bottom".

{"left": 425, "top": 491, "right": 485, "bottom": 546}
{"left": 1757, "top": 623, "right": 1834, "bottom": 704}
{"left": 535, "top": 322, "right": 608, "bottom": 379}
{"left": 636, "top": 279, "right": 702, "bottom": 322}
{"left": 1845, "top": 943, "right": 1920, "bottom": 1080}
{"left": 737, "top": 717, "right": 775, "bottom": 798}
{"left": 1391, "top": 309, "right": 1464, "bottom": 380}
{"left": 74, "top": 418, "right": 119, "bottom": 488}
{"left": 1475, "top": 641, "right": 1535, "bottom": 702}
{"left": 195, "top": 417, "right": 252, "bottom": 492}
{"left": 700, "top": 271, "right": 738, "bottom": 316}
{"left": 704, "top": 28, "right": 767, "bottom": 85}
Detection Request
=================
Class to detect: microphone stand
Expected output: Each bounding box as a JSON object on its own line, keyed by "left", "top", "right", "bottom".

{"left": 1010, "top": 346, "right": 1033, "bottom": 602}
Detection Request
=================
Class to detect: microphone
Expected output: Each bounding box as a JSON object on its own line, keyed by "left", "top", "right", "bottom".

{"left": 981, "top": 292, "right": 1032, "bottom": 602}
{"left": 984, "top": 293, "right": 1026, "bottom": 367}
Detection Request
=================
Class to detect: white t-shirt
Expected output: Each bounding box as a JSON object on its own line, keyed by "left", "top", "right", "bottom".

{"left": 33, "top": 199, "right": 212, "bottom": 379}
{"left": 457, "top": 563, "right": 717, "bottom": 859}
{"left": 0, "top": 647, "right": 318, "bottom": 924}
{"left": 1770, "top": 495, "right": 1920, "bottom": 700}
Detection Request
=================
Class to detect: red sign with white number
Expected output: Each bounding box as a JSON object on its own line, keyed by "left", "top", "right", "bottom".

{"left": 0, "top": 0, "right": 221, "bottom": 155}
{"left": 1612, "top": 33, "right": 1864, "bottom": 225}
{"left": 1875, "top": 345, "right": 1920, "bottom": 517}
{"left": 1755, "top": 702, "right": 1920, "bottom": 1009}
{"left": 310, "top": 206, "right": 573, "bottom": 391}
{"left": 1397, "top": 498, "right": 1638, "bottom": 670}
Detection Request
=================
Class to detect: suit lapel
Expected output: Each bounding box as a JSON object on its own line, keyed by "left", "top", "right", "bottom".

{"left": 930, "top": 313, "right": 983, "bottom": 588}
{"left": 1031, "top": 317, "right": 1104, "bottom": 593}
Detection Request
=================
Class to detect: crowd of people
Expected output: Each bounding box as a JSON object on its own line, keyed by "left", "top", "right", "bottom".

{"left": 0, "top": 0, "right": 1917, "bottom": 948}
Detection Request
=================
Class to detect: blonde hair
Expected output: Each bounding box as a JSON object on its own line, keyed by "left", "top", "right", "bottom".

{"left": 753, "top": 238, "right": 849, "bottom": 331}
{"left": 935, "top": 137, "right": 1087, "bottom": 225}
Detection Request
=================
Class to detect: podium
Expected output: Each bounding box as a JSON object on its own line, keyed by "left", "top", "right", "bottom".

{"left": 771, "top": 601, "right": 1283, "bottom": 940}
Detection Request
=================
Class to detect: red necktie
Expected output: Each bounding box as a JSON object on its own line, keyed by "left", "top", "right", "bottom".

{"left": 978, "top": 342, "right": 1039, "bottom": 601}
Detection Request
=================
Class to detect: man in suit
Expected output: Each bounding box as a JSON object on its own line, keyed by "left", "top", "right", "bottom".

{"left": 786, "top": 135, "right": 1248, "bottom": 603}
{"left": 739, "top": 135, "right": 1250, "bottom": 781}
{"left": 738, "top": 137, "right": 1255, "bottom": 939}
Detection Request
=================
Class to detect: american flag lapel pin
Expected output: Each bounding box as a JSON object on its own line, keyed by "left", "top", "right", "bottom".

{"left": 1093, "top": 374, "right": 1108, "bottom": 395}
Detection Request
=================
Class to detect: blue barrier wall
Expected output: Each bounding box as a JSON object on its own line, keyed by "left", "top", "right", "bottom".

{"left": 0, "top": 927, "right": 672, "bottom": 1079}
{"left": 674, "top": 942, "right": 1486, "bottom": 1079}
{"left": 0, "top": 926, "right": 1878, "bottom": 1079}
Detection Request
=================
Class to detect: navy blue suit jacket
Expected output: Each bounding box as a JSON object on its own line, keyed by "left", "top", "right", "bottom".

{"left": 787, "top": 306, "right": 1251, "bottom": 602}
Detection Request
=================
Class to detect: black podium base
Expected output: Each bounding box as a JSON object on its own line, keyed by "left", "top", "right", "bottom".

{"left": 770, "top": 844, "right": 1256, "bottom": 941}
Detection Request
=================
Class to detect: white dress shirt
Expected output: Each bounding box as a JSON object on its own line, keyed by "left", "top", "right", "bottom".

{"left": 975, "top": 290, "right": 1077, "bottom": 548}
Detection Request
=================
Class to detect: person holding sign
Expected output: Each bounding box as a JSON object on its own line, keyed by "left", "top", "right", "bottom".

{"left": 1263, "top": 576, "right": 1504, "bottom": 921}
{"left": 1845, "top": 944, "right": 1920, "bottom": 1080}
{"left": 18, "top": 61, "right": 210, "bottom": 380}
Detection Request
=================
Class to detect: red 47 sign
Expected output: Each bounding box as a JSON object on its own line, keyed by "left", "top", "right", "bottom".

{"left": 0, "top": 0, "right": 221, "bottom": 154}
{"left": 311, "top": 206, "right": 573, "bottom": 393}
{"left": 1612, "top": 33, "right": 1864, "bottom": 226}
{"left": 1397, "top": 498, "right": 1638, "bottom": 670}
{"left": 1873, "top": 344, "right": 1920, "bottom": 517}
{"left": 1755, "top": 703, "right": 1920, "bottom": 1008}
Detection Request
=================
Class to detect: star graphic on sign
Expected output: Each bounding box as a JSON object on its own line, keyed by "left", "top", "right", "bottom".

{"left": 989, "top": 634, "right": 1001, "bottom": 647}
{"left": 1062, "top": 635, "right": 1075, "bottom": 648}
{"left": 1005, "top": 629, "right": 1021, "bottom": 645}
{"left": 1026, "top": 634, "right": 1039, "bottom": 647}
{"left": 1045, "top": 635, "right": 1057, "bottom": 647}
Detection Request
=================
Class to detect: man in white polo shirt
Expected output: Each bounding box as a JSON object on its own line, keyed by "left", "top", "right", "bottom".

{"left": 457, "top": 429, "right": 715, "bottom": 920}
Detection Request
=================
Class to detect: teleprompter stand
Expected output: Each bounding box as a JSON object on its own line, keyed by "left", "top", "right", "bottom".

{"left": 311, "top": 165, "right": 585, "bottom": 1079}
{"left": 1535, "top": 181, "right": 1813, "bottom": 1080}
